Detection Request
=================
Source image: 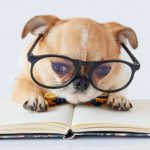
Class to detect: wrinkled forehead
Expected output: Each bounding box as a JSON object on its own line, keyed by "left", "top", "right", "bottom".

{"left": 44, "top": 19, "right": 119, "bottom": 61}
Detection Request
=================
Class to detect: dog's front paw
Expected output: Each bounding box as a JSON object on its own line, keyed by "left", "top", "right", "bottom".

{"left": 107, "top": 94, "right": 133, "bottom": 111}
{"left": 23, "top": 96, "right": 49, "bottom": 112}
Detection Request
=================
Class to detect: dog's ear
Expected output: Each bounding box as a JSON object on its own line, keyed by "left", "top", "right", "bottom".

{"left": 21, "top": 15, "right": 60, "bottom": 39}
{"left": 104, "top": 22, "right": 138, "bottom": 49}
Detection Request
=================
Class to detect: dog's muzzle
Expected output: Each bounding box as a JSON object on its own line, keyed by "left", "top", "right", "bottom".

{"left": 73, "top": 77, "right": 90, "bottom": 91}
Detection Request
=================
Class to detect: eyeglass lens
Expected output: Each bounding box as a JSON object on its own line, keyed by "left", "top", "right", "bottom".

{"left": 32, "top": 57, "right": 132, "bottom": 91}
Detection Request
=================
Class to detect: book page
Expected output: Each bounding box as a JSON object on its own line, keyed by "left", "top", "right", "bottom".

{"left": 0, "top": 100, "right": 74, "bottom": 134}
{"left": 71, "top": 100, "right": 150, "bottom": 133}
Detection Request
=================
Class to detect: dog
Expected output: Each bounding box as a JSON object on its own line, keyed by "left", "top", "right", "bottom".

{"left": 12, "top": 15, "right": 138, "bottom": 112}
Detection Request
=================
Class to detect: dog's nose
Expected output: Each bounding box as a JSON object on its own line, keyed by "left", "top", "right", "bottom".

{"left": 73, "top": 78, "right": 90, "bottom": 91}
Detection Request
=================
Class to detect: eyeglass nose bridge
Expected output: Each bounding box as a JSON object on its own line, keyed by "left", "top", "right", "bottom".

{"left": 75, "top": 60, "right": 93, "bottom": 79}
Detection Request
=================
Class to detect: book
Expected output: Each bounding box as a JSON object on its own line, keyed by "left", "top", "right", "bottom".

{"left": 0, "top": 100, "right": 150, "bottom": 139}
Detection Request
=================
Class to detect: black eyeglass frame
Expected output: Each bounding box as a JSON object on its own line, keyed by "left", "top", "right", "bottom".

{"left": 27, "top": 34, "right": 140, "bottom": 93}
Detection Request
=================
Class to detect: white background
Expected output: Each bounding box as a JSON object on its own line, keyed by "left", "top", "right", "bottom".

{"left": 0, "top": 0, "right": 150, "bottom": 149}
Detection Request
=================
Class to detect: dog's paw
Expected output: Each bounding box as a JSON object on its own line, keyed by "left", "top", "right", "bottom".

{"left": 107, "top": 94, "right": 133, "bottom": 111}
{"left": 23, "top": 96, "right": 49, "bottom": 112}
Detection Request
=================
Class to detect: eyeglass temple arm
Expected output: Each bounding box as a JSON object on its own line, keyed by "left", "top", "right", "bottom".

{"left": 120, "top": 42, "right": 140, "bottom": 65}
{"left": 27, "top": 34, "right": 43, "bottom": 57}
{"left": 26, "top": 35, "right": 140, "bottom": 67}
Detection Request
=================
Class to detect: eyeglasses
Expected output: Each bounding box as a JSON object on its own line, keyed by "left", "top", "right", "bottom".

{"left": 27, "top": 34, "right": 140, "bottom": 93}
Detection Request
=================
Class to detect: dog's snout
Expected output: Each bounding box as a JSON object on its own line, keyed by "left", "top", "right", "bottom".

{"left": 73, "top": 78, "right": 90, "bottom": 91}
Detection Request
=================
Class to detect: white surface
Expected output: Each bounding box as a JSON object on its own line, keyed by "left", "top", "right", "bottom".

{"left": 0, "top": 0, "right": 150, "bottom": 149}
{"left": 0, "top": 138, "right": 150, "bottom": 150}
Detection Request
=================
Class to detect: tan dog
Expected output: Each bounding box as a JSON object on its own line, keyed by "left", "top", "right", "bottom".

{"left": 12, "top": 15, "right": 138, "bottom": 112}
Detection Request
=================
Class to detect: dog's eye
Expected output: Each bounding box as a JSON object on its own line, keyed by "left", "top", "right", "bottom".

{"left": 95, "top": 65, "right": 111, "bottom": 78}
{"left": 52, "top": 62, "right": 70, "bottom": 75}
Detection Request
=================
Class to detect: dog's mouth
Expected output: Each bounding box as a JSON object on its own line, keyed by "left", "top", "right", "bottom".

{"left": 49, "top": 83, "right": 103, "bottom": 104}
{"left": 72, "top": 90, "right": 86, "bottom": 94}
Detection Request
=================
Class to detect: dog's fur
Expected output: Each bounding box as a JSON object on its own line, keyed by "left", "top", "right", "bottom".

{"left": 12, "top": 15, "right": 138, "bottom": 112}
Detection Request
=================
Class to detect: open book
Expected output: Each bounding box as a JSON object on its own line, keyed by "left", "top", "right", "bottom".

{"left": 0, "top": 100, "right": 150, "bottom": 139}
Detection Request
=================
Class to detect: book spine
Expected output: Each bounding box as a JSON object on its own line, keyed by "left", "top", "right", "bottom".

{"left": 64, "top": 129, "right": 75, "bottom": 139}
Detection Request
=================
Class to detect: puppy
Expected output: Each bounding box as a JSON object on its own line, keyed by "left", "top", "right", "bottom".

{"left": 12, "top": 15, "right": 138, "bottom": 112}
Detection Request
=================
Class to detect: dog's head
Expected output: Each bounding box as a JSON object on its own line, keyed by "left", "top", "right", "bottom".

{"left": 22, "top": 15, "right": 138, "bottom": 104}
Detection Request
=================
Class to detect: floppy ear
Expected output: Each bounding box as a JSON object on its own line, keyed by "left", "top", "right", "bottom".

{"left": 21, "top": 15, "right": 60, "bottom": 39}
{"left": 104, "top": 22, "right": 138, "bottom": 49}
